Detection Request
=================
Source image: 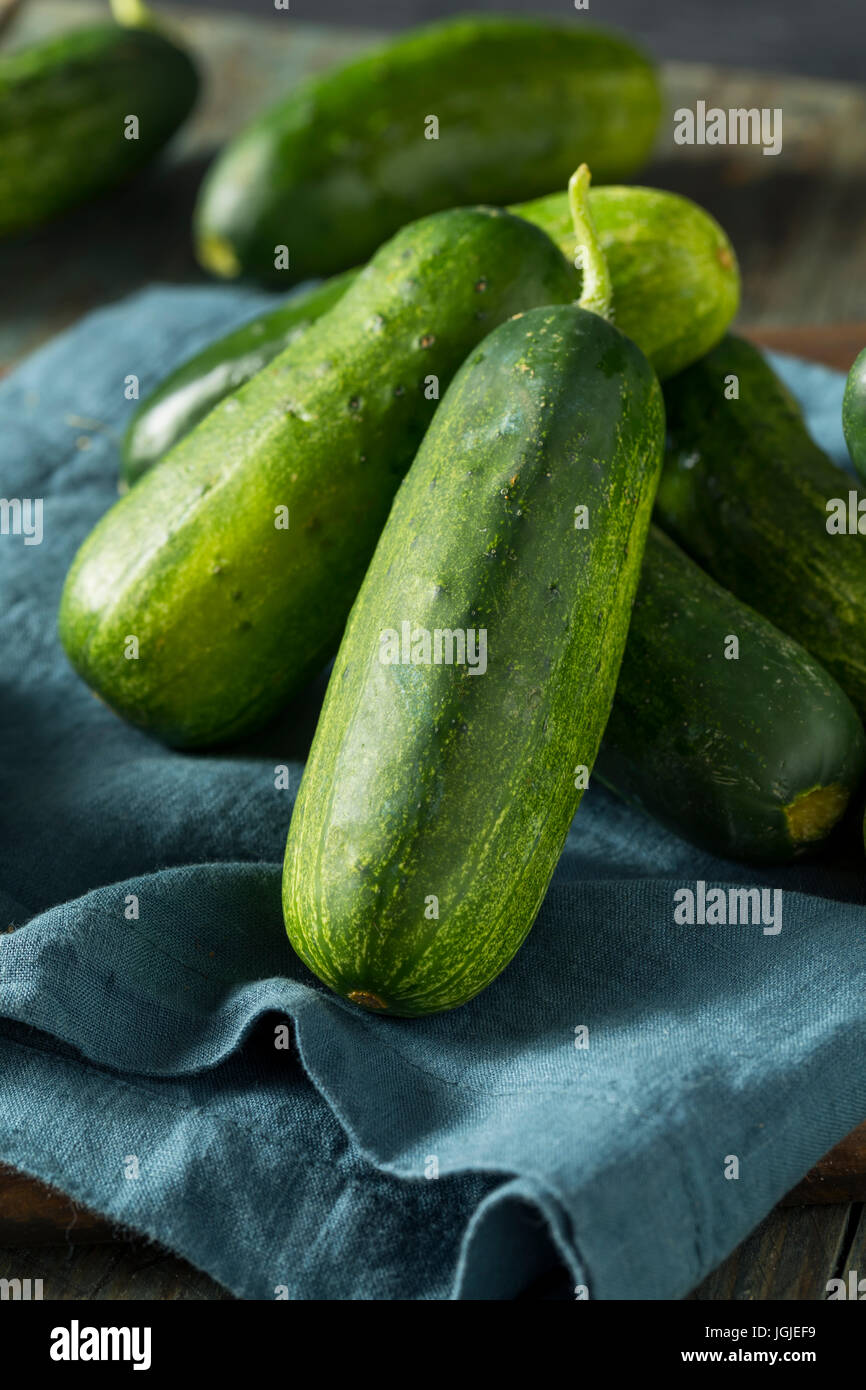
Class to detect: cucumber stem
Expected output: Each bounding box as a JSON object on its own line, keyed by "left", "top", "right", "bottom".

{"left": 110, "top": 0, "right": 157, "bottom": 29}
{"left": 569, "top": 165, "right": 613, "bottom": 321}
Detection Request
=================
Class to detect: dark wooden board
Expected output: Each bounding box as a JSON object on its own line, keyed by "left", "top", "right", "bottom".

{"left": 784, "top": 1122, "right": 866, "bottom": 1207}
{"left": 690, "top": 1203, "right": 857, "bottom": 1300}
{"left": 0, "top": 1237, "right": 234, "bottom": 1300}
{"left": 0, "top": 1165, "right": 118, "bottom": 1245}
{"left": 744, "top": 323, "right": 866, "bottom": 373}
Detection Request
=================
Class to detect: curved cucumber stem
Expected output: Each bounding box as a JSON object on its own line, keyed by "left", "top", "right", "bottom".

{"left": 110, "top": 0, "right": 158, "bottom": 29}
{"left": 569, "top": 164, "right": 613, "bottom": 321}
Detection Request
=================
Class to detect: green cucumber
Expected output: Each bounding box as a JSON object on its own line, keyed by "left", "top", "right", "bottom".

{"left": 122, "top": 185, "right": 739, "bottom": 485}
{"left": 194, "top": 15, "right": 660, "bottom": 283}
{"left": 0, "top": 2, "right": 198, "bottom": 239}
{"left": 598, "top": 528, "right": 866, "bottom": 863}
{"left": 60, "top": 204, "right": 577, "bottom": 748}
{"left": 657, "top": 334, "right": 866, "bottom": 720}
{"left": 843, "top": 346, "right": 866, "bottom": 482}
{"left": 120, "top": 271, "right": 358, "bottom": 488}
{"left": 282, "top": 180, "right": 664, "bottom": 1016}
{"left": 519, "top": 185, "right": 739, "bottom": 382}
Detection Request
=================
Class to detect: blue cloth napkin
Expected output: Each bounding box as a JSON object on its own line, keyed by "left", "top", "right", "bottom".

{"left": 0, "top": 288, "right": 864, "bottom": 1301}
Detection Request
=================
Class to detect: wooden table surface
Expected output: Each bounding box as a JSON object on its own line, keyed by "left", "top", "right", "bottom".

{"left": 0, "top": 1, "right": 864, "bottom": 1300}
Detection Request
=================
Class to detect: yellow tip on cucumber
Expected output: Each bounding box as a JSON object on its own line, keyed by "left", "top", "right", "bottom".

{"left": 197, "top": 233, "right": 243, "bottom": 280}
{"left": 347, "top": 990, "right": 389, "bottom": 1012}
{"left": 110, "top": 0, "right": 157, "bottom": 29}
{"left": 784, "top": 783, "right": 850, "bottom": 845}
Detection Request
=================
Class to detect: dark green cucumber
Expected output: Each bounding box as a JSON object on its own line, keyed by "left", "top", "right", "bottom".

{"left": 843, "top": 346, "right": 866, "bottom": 482}
{"left": 282, "top": 304, "right": 664, "bottom": 1017}
{"left": 122, "top": 185, "right": 739, "bottom": 484}
{"left": 194, "top": 15, "right": 660, "bottom": 283}
{"left": 598, "top": 528, "right": 866, "bottom": 863}
{"left": 656, "top": 335, "right": 866, "bottom": 720}
{"left": 120, "top": 271, "right": 358, "bottom": 487}
{"left": 0, "top": 5, "right": 198, "bottom": 239}
{"left": 59, "top": 206, "right": 576, "bottom": 748}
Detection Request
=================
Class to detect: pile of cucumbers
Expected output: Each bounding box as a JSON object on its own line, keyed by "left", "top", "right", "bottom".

{"left": 21, "top": 10, "right": 866, "bottom": 1015}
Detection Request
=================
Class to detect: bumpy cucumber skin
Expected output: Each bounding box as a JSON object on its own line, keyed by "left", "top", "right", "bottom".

{"left": 0, "top": 24, "right": 198, "bottom": 238}
{"left": 843, "top": 347, "right": 866, "bottom": 481}
{"left": 59, "top": 208, "right": 577, "bottom": 748}
{"left": 119, "top": 271, "right": 359, "bottom": 487}
{"left": 598, "top": 528, "right": 866, "bottom": 863}
{"left": 657, "top": 335, "right": 866, "bottom": 720}
{"left": 194, "top": 16, "right": 660, "bottom": 282}
{"left": 520, "top": 186, "right": 740, "bottom": 381}
{"left": 123, "top": 187, "right": 739, "bottom": 483}
{"left": 282, "top": 305, "right": 664, "bottom": 1017}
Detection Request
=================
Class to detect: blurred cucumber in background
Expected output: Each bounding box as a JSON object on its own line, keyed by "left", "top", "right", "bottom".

{"left": 0, "top": 0, "right": 198, "bottom": 239}
{"left": 193, "top": 15, "right": 662, "bottom": 282}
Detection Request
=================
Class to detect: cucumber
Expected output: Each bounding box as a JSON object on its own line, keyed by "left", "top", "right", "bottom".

{"left": 657, "top": 334, "right": 866, "bottom": 720}
{"left": 122, "top": 185, "right": 739, "bottom": 485}
{"left": 0, "top": 3, "right": 198, "bottom": 239}
{"left": 597, "top": 528, "right": 866, "bottom": 863}
{"left": 194, "top": 15, "right": 660, "bottom": 283}
{"left": 843, "top": 346, "right": 866, "bottom": 482}
{"left": 282, "top": 300, "right": 664, "bottom": 1016}
{"left": 519, "top": 185, "right": 739, "bottom": 382}
{"left": 120, "top": 271, "right": 358, "bottom": 488}
{"left": 60, "top": 205, "right": 577, "bottom": 748}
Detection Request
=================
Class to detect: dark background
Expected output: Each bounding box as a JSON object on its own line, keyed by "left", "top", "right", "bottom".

{"left": 163, "top": 0, "right": 865, "bottom": 83}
